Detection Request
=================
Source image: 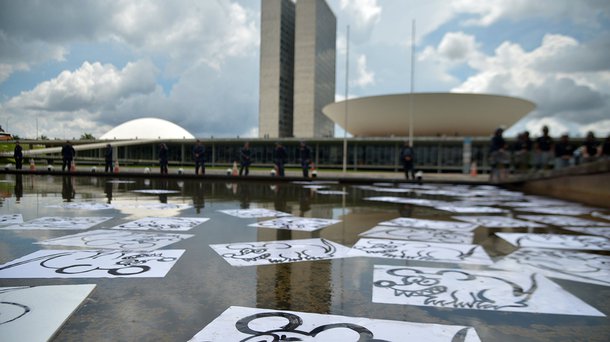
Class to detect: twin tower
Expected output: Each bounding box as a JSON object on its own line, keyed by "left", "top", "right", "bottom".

{"left": 259, "top": 0, "right": 336, "bottom": 138}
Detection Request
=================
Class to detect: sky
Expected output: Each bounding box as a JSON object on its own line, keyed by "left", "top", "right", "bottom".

{"left": 1, "top": 0, "right": 609, "bottom": 140}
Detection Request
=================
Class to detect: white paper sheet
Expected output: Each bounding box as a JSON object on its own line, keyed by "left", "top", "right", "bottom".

{"left": 0, "top": 284, "right": 96, "bottom": 342}
{"left": 35, "top": 229, "right": 193, "bottom": 251}
{"left": 115, "top": 203, "right": 192, "bottom": 210}
{"left": 210, "top": 238, "right": 350, "bottom": 266}
{"left": 496, "top": 233, "right": 610, "bottom": 251}
{"left": 592, "top": 211, "right": 610, "bottom": 221}
{"left": 372, "top": 265, "right": 604, "bottom": 316}
{"left": 111, "top": 217, "right": 210, "bottom": 231}
{"left": 452, "top": 215, "right": 546, "bottom": 228}
{"left": 379, "top": 217, "right": 478, "bottom": 231}
{"left": 302, "top": 185, "right": 328, "bottom": 189}
{"left": 516, "top": 206, "right": 595, "bottom": 215}
{"left": 218, "top": 208, "right": 291, "bottom": 218}
{"left": 0, "top": 214, "right": 23, "bottom": 225}
{"left": 493, "top": 248, "right": 610, "bottom": 286}
{"left": 434, "top": 205, "right": 508, "bottom": 214}
{"left": 355, "top": 185, "right": 413, "bottom": 193}
{"left": 47, "top": 202, "right": 114, "bottom": 210}
{"left": 562, "top": 227, "right": 610, "bottom": 238}
{"left": 131, "top": 189, "right": 180, "bottom": 194}
{"left": 348, "top": 238, "right": 493, "bottom": 265}
{"left": 0, "top": 216, "right": 113, "bottom": 230}
{"left": 0, "top": 249, "right": 184, "bottom": 278}
{"left": 359, "top": 226, "right": 474, "bottom": 244}
{"left": 364, "top": 196, "right": 446, "bottom": 206}
{"left": 518, "top": 215, "right": 609, "bottom": 227}
{"left": 189, "top": 306, "right": 482, "bottom": 342}
{"left": 248, "top": 216, "right": 341, "bottom": 232}
{"left": 315, "top": 190, "right": 348, "bottom": 195}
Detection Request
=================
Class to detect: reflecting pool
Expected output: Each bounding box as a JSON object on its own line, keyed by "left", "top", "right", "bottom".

{"left": 0, "top": 174, "right": 608, "bottom": 341}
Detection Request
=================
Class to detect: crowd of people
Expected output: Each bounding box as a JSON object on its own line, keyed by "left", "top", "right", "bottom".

{"left": 489, "top": 126, "right": 610, "bottom": 182}
{"left": 11, "top": 130, "right": 608, "bottom": 179}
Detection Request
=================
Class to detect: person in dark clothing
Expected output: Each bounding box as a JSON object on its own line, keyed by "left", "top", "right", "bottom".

{"left": 511, "top": 131, "right": 532, "bottom": 172}
{"left": 273, "top": 142, "right": 287, "bottom": 177}
{"left": 104, "top": 144, "right": 113, "bottom": 172}
{"left": 554, "top": 134, "right": 574, "bottom": 169}
{"left": 533, "top": 126, "right": 553, "bottom": 170}
{"left": 489, "top": 128, "right": 509, "bottom": 182}
{"left": 159, "top": 143, "right": 169, "bottom": 174}
{"left": 399, "top": 141, "right": 415, "bottom": 180}
{"left": 61, "top": 141, "right": 76, "bottom": 172}
{"left": 13, "top": 141, "right": 23, "bottom": 170}
{"left": 582, "top": 131, "right": 600, "bottom": 162}
{"left": 239, "top": 142, "right": 252, "bottom": 176}
{"left": 192, "top": 139, "right": 205, "bottom": 175}
{"left": 298, "top": 141, "right": 312, "bottom": 178}
{"left": 602, "top": 134, "right": 610, "bottom": 159}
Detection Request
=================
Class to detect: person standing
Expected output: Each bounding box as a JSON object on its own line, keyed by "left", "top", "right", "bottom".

{"left": 554, "top": 134, "right": 574, "bottom": 169}
{"left": 533, "top": 126, "right": 554, "bottom": 171}
{"left": 192, "top": 139, "right": 205, "bottom": 175}
{"left": 489, "top": 128, "right": 509, "bottom": 182}
{"left": 582, "top": 131, "right": 600, "bottom": 163}
{"left": 601, "top": 134, "right": 610, "bottom": 159}
{"left": 61, "top": 140, "right": 76, "bottom": 172}
{"left": 399, "top": 141, "right": 415, "bottom": 180}
{"left": 273, "top": 142, "right": 287, "bottom": 177}
{"left": 239, "top": 142, "right": 252, "bottom": 176}
{"left": 298, "top": 141, "right": 312, "bottom": 178}
{"left": 13, "top": 141, "right": 23, "bottom": 170}
{"left": 104, "top": 144, "right": 113, "bottom": 173}
{"left": 159, "top": 143, "right": 169, "bottom": 174}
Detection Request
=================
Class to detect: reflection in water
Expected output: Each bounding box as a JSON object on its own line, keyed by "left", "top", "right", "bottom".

{"left": 192, "top": 182, "right": 205, "bottom": 214}
{"left": 104, "top": 181, "right": 113, "bottom": 204}
{"left": 62, "top": 176, "right": 75, "bottom": 202}
{"left": 0, "top": 174, "right": 608, "bottom": 341}
{"left": 14, "top": 174, "right": 23, "bottom": 202}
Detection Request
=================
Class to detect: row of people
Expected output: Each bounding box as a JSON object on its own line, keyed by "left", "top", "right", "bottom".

{"left": 157, "top": 140, "right": 313, "bottom": 177}
{"left": 489, "top": 126, "right": 610, "bottom": 181}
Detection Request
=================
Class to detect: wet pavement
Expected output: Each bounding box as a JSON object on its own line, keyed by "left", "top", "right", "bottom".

{"left": 0, "top": 174, "right": 608, "bottom": 341}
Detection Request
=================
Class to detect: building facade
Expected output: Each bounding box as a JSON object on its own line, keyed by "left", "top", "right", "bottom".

{"left": 259, "top": 0, "right": 296, "bottom": 138}
{"left": 259, "top": 0, "right": 336, "bottom": 138}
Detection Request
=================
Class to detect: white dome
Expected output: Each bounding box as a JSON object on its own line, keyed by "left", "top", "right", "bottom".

{"left": 100, "top": 117, "right": 195, "bottom": 140}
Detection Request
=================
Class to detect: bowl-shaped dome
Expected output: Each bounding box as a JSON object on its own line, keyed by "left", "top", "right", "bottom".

{"left": 323, "top": 93, "right": 536, "bottom": 137}
{"left": 100, "top": 118, "right": 195, "bottom": 140}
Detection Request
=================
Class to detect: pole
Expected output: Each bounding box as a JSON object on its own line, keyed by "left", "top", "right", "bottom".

{"left": 409, "top": 20, "right": 415, "bottom": 148}
{"left": 342, "top": 25, "right": 350, "bottom": 174}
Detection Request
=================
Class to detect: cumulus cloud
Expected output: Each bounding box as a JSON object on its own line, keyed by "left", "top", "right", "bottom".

{"left": 353, "top": 54, "right": 375, "bottom": 87}
{"left": 451, "top": 0, "right": 610, "bottom": 27}
{"left": 7, "top": 60, "right": 158, "bottom": 112}
{"left": 339, "top": 0, "right": 382, "bottom": 43}
{"left": 0, "top": 0, "right": 258, "bottom": 81}
{"left": 0, "top": 0, "right": 260, "bottom": 139}
{"left": 443, "top": 32, "right": 610, "bottom": 137}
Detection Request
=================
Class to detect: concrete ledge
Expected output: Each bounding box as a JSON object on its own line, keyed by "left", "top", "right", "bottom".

{"left": 506, "top": 159, "right": 610, "bottom": 209}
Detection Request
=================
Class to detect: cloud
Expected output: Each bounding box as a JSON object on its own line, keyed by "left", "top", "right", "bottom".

{"left": 437, "top": 31, "right": 479, "bottom": 62}
{"left": 451, "top": 0, "right": 610, "bottom": 27}
{"left": 0, "top": 0, "right": 259, "bottom": 81}
{"left": 339, "top": 0, "right": 382, "bottom": 43}
{"left": 7, "top": 60, "right": 158, "bottom": 112}
{"left": 353, "top": 54, "right": 375, "bottom": 87}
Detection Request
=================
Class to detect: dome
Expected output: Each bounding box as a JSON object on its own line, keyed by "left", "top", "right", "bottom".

{"left": 322, "top": 93, "right": 536, "bottom": 137}
{"left": 100, "top": 118, "right": 195, "bottom": 140}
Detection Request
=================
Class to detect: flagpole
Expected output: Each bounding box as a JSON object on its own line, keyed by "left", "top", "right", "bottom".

{"left": 409, "top": 20, "right": 415, "bottom": 147}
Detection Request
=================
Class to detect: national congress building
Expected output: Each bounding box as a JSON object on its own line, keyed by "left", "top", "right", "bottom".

{"left": 259, "top": 0, "right": 336, "bottom": 138}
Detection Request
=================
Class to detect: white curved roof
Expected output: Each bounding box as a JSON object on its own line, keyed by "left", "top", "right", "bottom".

{"left": 100, "top": 117, "right": 195, "bottom": 140}
{"left": 323, "top": 93, "right": 536, "bottom": 137}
